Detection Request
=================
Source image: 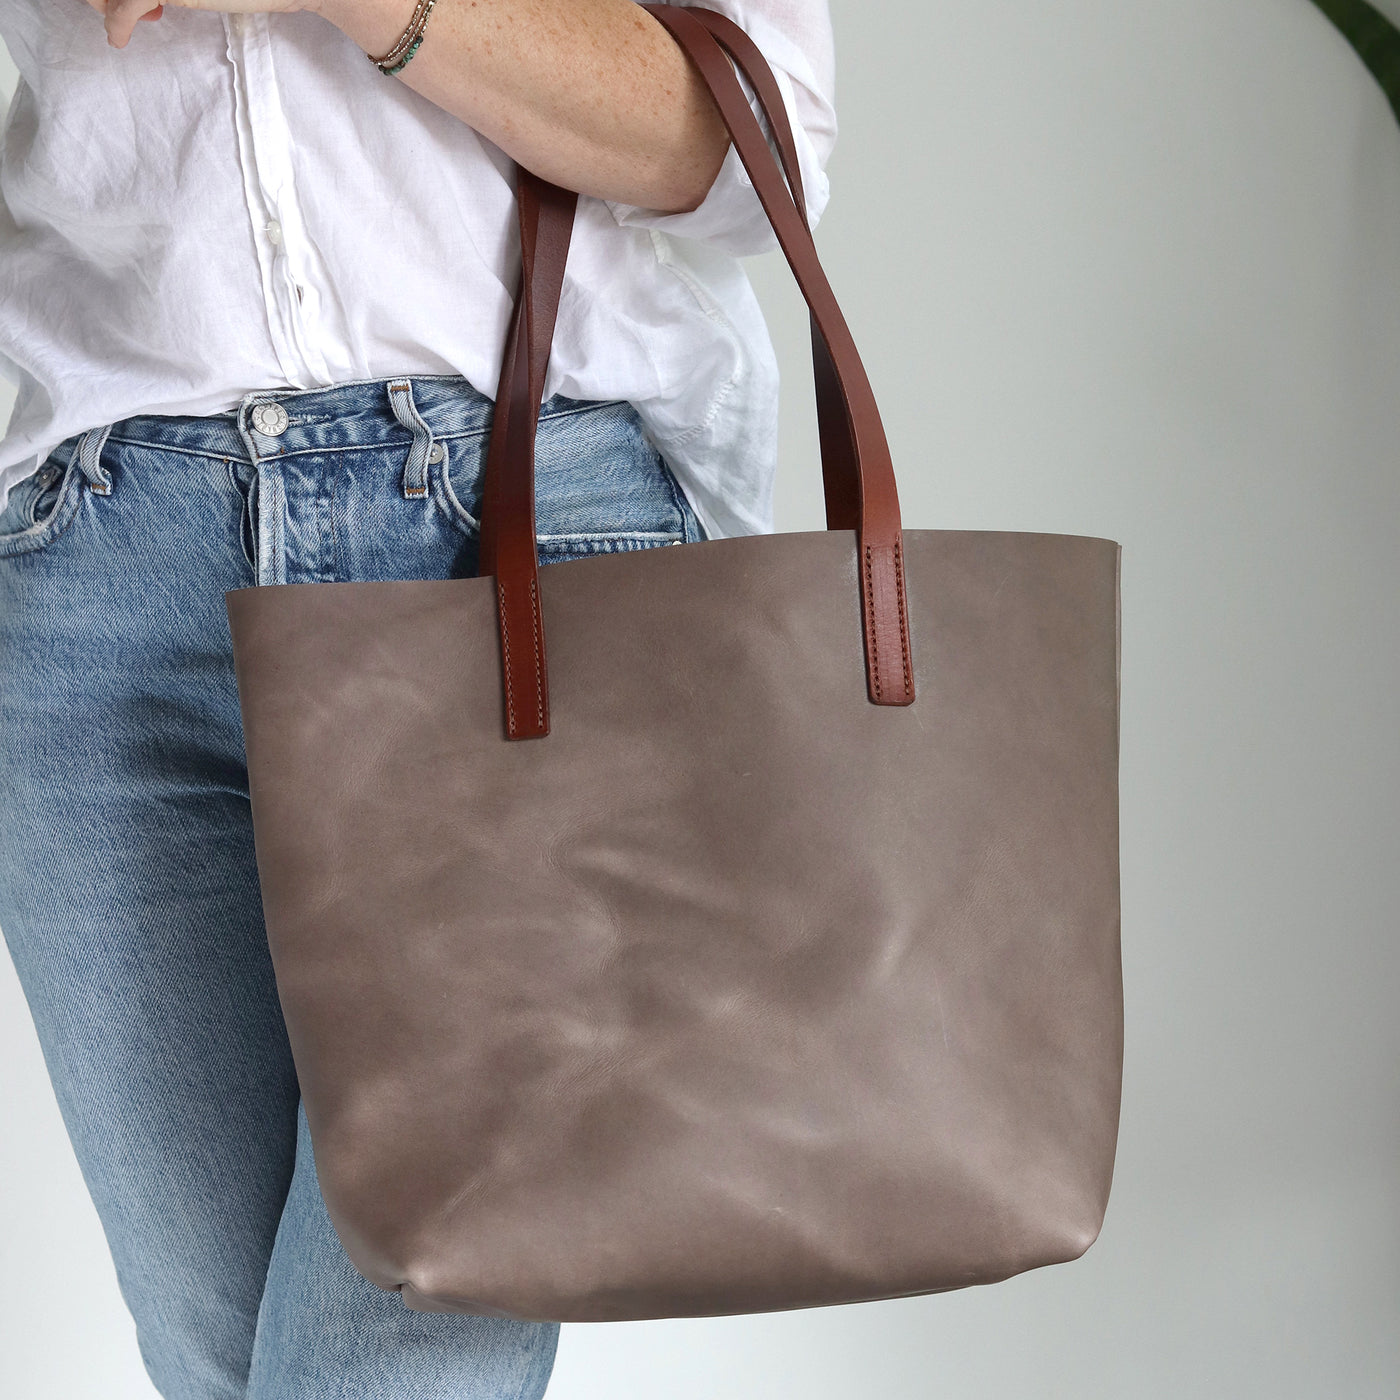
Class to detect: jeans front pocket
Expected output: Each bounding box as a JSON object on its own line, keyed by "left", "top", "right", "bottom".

{"left": 0, "top": 452, "right": 87, "bottom": 560}
{"left": 430, "top": 395, "right": 708, "bottom": 566}
{"left": 532, "top": 397, "right": 700, "bottom": 565}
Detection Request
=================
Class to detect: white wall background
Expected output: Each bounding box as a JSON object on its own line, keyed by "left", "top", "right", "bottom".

{"left": 3, "top": 0, "right": 1398, "bottom": 1395}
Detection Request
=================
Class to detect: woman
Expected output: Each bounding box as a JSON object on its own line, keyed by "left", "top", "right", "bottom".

{"left": 0, "top": 0, "right": 835, "bottom": 1395}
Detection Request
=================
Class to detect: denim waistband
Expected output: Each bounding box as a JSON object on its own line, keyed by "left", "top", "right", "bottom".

{"left": 45, "top": 373, "right": 614, "bottom": 471}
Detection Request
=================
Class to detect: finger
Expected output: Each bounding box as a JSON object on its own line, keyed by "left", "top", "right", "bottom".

{"left": 104, "top": 0, "right": 161, "bottom": 47}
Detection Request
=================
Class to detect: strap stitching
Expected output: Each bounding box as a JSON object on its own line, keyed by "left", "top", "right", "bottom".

{"left": 893, "top": 535, "right": 912, "bottom": 698}
{"left": 498, "top": 582, "right": 517, "bottom": 736}
{"left": 528, "top": 575, "right": 545, "bottom": 729}
{"left": 864, "top": 537, "right": 914, "bottom": 703}
{"left": 863, "top": 542, "right": 881, "bottom": 701}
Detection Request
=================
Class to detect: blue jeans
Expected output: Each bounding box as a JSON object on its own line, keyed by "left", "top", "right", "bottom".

{"left": 0, "top": 373, "right": 708, "bottom": 1399}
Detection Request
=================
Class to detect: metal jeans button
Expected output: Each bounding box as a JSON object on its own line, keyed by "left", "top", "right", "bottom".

{"left": 250, "top": 401, "right": 290, "bottom": 437}
{"left": 428, "top": 442, "right": 445, "bottom": 464}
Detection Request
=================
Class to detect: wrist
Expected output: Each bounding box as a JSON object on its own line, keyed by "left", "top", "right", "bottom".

{"left": 316, "top": 0, "right": 417, "bottom": 63}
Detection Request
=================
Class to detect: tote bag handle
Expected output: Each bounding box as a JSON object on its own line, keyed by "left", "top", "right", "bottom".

{"left": 478, "top": 3, "right": 914, "bottom": 739}
{"left": 656, "top": 6, "right": 862, "bottom": 540}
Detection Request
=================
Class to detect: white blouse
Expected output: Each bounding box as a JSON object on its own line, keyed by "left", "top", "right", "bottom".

{"left": 0, "top": 0, "right": 834, "bottom": 539}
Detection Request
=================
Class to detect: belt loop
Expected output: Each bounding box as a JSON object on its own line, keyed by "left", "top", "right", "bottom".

{"left": 75, "top": 422, "right": 115, "bottom": 495}
{"left": 387, "top": 379, "right": 435, "bottom": 499}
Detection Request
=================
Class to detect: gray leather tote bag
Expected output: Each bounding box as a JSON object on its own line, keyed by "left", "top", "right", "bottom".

{"left": 225, "top": 4, "right": 1123, "bottom": 1323}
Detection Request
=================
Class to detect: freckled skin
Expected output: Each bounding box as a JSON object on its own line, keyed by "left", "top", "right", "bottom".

{"left": 94, "top": 0, "right": 731, "bottom": 214}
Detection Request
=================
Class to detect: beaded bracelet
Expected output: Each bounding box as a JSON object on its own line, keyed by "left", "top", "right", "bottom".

{"left": 365, "top": 0, "right": 438, "bottom": 76}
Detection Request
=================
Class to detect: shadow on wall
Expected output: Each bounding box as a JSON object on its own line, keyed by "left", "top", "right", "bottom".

{"left": 1314, "top": 0, "right": 1400, "bottom": 119}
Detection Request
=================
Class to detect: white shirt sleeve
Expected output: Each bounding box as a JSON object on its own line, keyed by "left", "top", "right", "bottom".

{"left": 603, "top": 0, "right": 837, "bottom": 258}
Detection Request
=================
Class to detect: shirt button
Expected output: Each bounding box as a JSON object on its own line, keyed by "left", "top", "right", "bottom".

{"left": 265, "top": 219, "right": 282, "bottom": 245}
{"left": 230, "top": 12, "right": 245, "bottom": 34}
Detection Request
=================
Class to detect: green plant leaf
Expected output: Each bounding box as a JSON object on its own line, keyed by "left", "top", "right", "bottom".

{"left": 1313, "top": 0, "right": 1400, "bottom": 122}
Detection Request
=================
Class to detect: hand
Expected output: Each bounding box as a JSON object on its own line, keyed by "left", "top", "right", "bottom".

{"left": 97, "top": 0, "right": 326, "bottom": 51}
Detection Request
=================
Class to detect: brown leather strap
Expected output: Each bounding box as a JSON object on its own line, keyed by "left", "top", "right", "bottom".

{"left": 477, "top": 172, "right": 578, "bottom": 737}
{"left": 681, "top": 6, "right": 809, "bottom": 223}
{"left": 674, "top": 6, "right": 860, "bottom": 534}
{"left": 626, "top": 6, "right": 915, "bottom": 708}
{"left": 478, "top": 3, "right": 914, "bottom": 740}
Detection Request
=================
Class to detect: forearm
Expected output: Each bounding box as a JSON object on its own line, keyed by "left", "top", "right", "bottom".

{"left": 314, "top": 0, "right": 732, "bottom": 212}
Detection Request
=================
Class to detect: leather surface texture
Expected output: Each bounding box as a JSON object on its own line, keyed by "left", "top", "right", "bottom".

{"left": 225, "top": 525, "right": 1123, "bottom": 1322}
